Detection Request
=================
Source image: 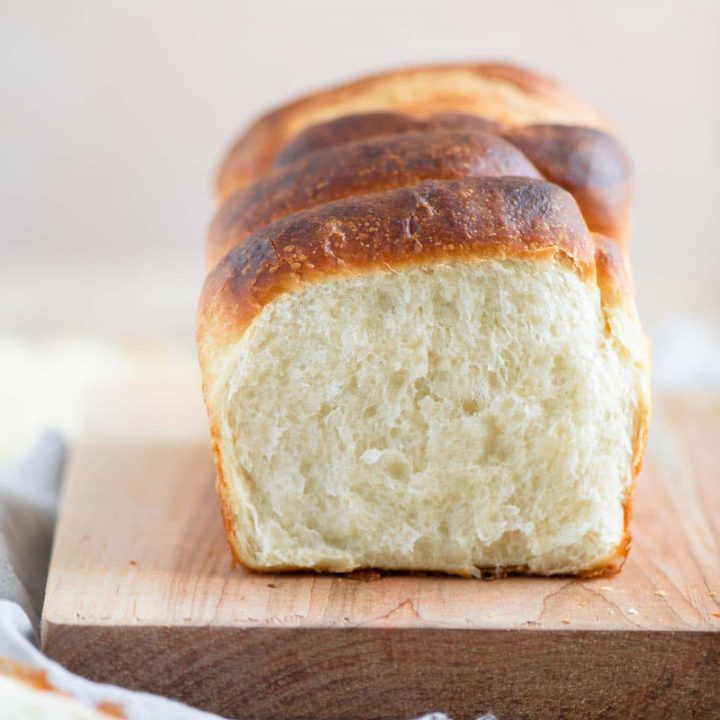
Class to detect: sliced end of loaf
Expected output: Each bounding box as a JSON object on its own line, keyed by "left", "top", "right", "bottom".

{"left": 205, "top": 260, "right": 648, "bottom": 576}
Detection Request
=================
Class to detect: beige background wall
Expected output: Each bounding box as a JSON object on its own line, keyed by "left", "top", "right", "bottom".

{"left": 1, "top": 0, "right": 719, "bottom": 455}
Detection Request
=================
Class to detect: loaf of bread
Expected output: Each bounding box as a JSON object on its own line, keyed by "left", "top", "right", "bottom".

{"left": 198, "top": 63, "right": 650, "bottom": 577}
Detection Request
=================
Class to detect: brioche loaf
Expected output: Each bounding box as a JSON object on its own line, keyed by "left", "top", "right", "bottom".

{"left": 198, "top": 63, "right": 650, "bottom": 576}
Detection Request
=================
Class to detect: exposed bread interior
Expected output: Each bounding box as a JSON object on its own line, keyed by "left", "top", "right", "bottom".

{"left": 199, "top": 168, "right": 650, "bottom": 576}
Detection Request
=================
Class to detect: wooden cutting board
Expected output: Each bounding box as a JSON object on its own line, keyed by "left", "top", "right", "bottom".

{"left": 42, "top": 385, "right": 720, "bottom": 720}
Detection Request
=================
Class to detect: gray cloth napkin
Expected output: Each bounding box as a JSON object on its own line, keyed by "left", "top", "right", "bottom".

{"left": 0, "top": 433, "right": 495, "bottom": 720}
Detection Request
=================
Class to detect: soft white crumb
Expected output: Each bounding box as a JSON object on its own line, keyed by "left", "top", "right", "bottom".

{"left": 210, "top": 263, "right": 646, "bottom": 573}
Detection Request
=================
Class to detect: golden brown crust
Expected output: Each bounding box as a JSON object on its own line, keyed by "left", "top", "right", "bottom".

{"left": 207, "top": 129, "right": 541, "bottom": 269}
{"left": 274, "top": 112, "right": 630, "bottom": 241}
{"left": 594, "top": 234, "right": 633, "bottom": 306}
{"left": 210, "top": 112, "right": 630, "bottom": 268}
{"left": 504, "top": 125, "right": 630, "bottom": 241}
{"left": 592, "top": 234, "right": 650, "bottom": 575}
{"left": 273, "top": 111, "right": 501, "bottom": 168}
{"left": 588, "top": 237, "right": 649, "bottom": 576}
{"left": 215, "top": 62, "right": 611, "bottom": 198}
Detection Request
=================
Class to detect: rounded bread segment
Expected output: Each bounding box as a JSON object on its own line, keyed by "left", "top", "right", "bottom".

{"left": 211, "top": 109, "right": 630, "bottom": 267}
{"left": 200, "top": 176, "right": 602, "bottom": 345}
{"left": 215, "top": 62, "right": 611, "bottom": 198}
{"left": 273, "top": 111, "right": 502, "bottom": 168}
{"left": 207, "top": 129, "right": 542, "bottom": 269}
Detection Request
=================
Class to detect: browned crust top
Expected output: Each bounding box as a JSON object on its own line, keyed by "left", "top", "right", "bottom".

{"left": 209, "top": 111, "right": 630, "bottom": 269}
{"left": 200, "top": 177, "right": 603, "bottom": 341}
{"left": 504, "top": 124, "right": 630, "bottom": 240}
{"left": 207, "top": 129, "right": 542, "bottom": 269}
{"left": 274, "top": 111, "right": 501, "bottom": 168}
{"left": 215, "top": 62, "right": 610, "bottom": 197}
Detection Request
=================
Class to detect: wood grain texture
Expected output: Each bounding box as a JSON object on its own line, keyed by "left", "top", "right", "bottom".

{"left": 42, "top": 395, "right": 720, "bottom": 720}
